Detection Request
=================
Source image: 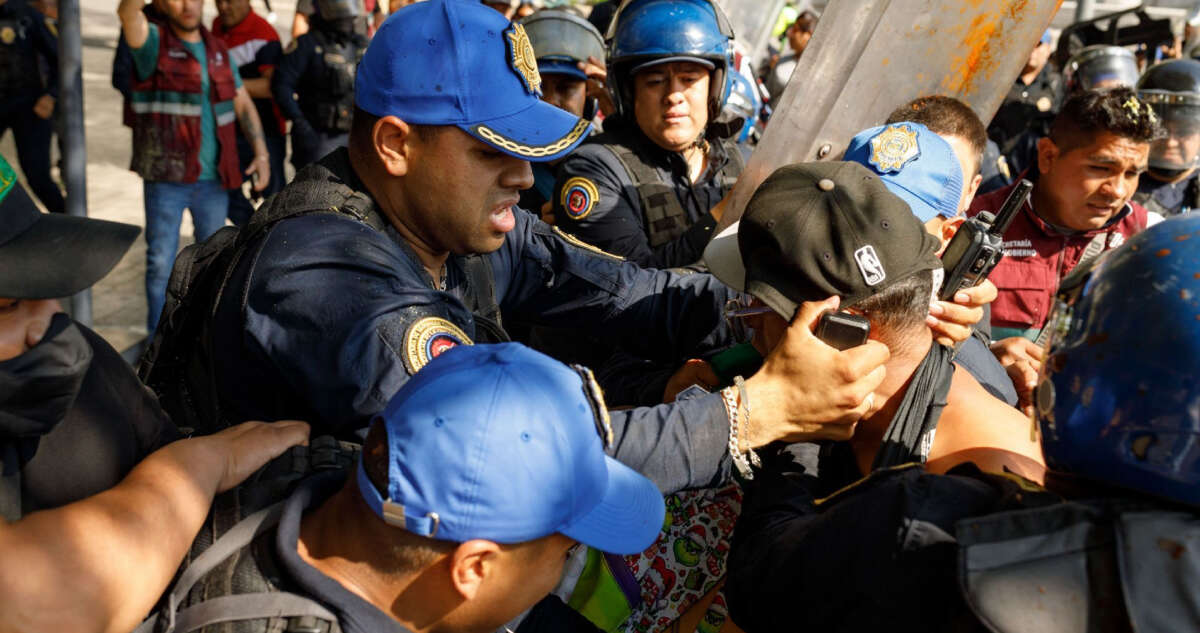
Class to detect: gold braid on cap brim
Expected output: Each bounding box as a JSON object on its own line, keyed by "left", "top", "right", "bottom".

{"left": 469, "top": 118, "right": 590, "bottom": 159}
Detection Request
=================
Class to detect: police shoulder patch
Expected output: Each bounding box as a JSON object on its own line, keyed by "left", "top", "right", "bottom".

{"left": 284, "top": 38, "right": 298, "bottom": 54}
{"left": 560, "top": 176, "right": 599, "bottom": 220}
{"left": 0, "top": 26, "right": 15, "bottom": 45}
{"left": 868, "top": 123, "right": 920, "bottom": 173}
{"left": 402, "top": 317, "right": 473, "bottom": 375}
{"left": 505, "top": 22, "right": 542, "bottom": 96}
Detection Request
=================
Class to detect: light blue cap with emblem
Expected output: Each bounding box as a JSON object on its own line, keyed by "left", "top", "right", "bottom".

{"left": 356, "top": 342, "right": 665, "bottom": 555}
{"left": 844, "top": 122, "right": 964, "bottom": 223}
{"left": 355, "top": 0, "right": 592, "bottom": 161}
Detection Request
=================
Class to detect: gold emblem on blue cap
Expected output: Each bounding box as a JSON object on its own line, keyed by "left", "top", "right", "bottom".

{"left": 402, "top": 317, "right": 473, "bottom": 375}
{"left": 505, "top": 22, "right": 542, "bottom": 96}
{"left": 868, "top": 124, "right": 921, "bottom": 173}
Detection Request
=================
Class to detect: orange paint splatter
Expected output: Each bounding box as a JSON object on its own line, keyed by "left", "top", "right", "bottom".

{"left": 1157, "top": 248, "right": 1172, "bottom": 258}
{"left": 1176, "top": 234, "right": 1191, "bottom": 241}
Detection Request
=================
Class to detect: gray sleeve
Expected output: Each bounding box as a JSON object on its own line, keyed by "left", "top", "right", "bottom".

{"left": 606, "top": 392, "right": 732, "bottom": 495}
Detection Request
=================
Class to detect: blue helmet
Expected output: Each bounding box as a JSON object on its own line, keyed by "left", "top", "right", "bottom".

{"left": 1036, "top": 215, "right": 1200, "bottom": 506}
{"left": 605, "top": 0, "right": 735, "bottom": 120}
{"left": 724, "top": 69, "right": 760, "bottom": 144}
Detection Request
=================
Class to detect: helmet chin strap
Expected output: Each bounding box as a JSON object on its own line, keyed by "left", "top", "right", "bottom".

{"left": 1148, "top": 166, "right": 1194, "bottom": 181}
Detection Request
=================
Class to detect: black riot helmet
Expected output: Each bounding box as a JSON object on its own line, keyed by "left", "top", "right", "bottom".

{"left": 1063, "top": 45, "right": 1140, "bottom": 94}
{"left": 520, "top": 10, "right": 606, "bottom": 80}
{"left": 316, "top": 0, "right": 360, "bottom": 20}
{"left": 1138, "top": 59, "right": 1200, "bottom": 174}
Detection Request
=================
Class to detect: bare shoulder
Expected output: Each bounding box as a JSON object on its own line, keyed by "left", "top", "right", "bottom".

{"left": 927, "top": 366, "right": 1046, "bottom": 483}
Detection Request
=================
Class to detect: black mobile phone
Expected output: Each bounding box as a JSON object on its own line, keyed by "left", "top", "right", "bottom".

{"left": 815, "top": 311, "right": 870, "bottom": 350}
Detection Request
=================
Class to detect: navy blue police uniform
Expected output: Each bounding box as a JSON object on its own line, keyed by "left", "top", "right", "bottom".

{"left": 551, "top": 0, "right": 744, "bottom": 269}
{"left": 271, "top": 18, "right": 366, "bottom": 170}
{"left": 141, "top": 1, "right": 742, "bottom": 498}
{"left": 0, "top": 0, "right": 64, "bottom": 214}
{"left": 553, "top": 114, "right": 741, "bottom": 269}
{"left": 207, "top": 149, "right": 736, "bottom": 496}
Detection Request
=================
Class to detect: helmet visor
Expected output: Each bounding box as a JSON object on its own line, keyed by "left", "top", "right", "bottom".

{"left": 1146, "top": 100, "right": 1200, "bottom": 170}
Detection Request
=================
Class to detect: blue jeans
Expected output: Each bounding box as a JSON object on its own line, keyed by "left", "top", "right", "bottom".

{"left": 143, "top": 180, "right": 228, "bottom": 332}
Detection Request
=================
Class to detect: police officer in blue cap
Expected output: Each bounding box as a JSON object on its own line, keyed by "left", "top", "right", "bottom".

{"left": 143, "top": 0, "right": 890, "bottom": 497}
{"left": 140, "top": 343, "right": 665, "bottom": 633}
{"left": 550, "top": 0, "right": 745, "bottom": 269}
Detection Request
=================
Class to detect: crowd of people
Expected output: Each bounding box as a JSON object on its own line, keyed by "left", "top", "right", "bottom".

{"left": 3, "top": 1, "right": 1200, "bottom": 632}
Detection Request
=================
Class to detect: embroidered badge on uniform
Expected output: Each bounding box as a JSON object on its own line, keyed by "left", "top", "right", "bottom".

{"left": 402, "top": 317, "right": 473, "bottom": 375}
{"left": 505, "top": 22, "right": 542, "bottom": 96}
{"left": 0, "top": 26, "right": 15, "bottom": 45}
{"left": 868, "top": 123, "right": 921, "bottom": 173}
{"left": 560, "top": 176, "right": 599, "bottom": 220}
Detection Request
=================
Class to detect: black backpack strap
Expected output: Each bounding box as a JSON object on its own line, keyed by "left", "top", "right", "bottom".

{"left": 137, "top": 593, "right": 338, "bottom": 633}
{"left": 603, "top": 143, "right": 689, "bottom": 248}
{"left": 136, "top": 501, "right": 339, "bottom": 633}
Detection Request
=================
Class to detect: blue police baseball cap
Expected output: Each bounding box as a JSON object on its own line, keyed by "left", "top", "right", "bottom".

{"left": 355, "top": 0, "right": 592, "bottom": 162}
{"left": 356, "top": 343, "right": 665, "bottom": 555}
{"left": 844, "top": 122, "right": 964, "bottom": 223}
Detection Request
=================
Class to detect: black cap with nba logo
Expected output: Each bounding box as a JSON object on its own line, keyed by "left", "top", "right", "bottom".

{"left": 704, "top": 161, "right": 942, "bottom": 319}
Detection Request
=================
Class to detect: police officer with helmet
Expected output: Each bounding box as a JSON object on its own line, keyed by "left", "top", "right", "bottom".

{"left": 0, "top": 0, "right": 64, "bottom": 214}
{"left": 517, "top": 8, "right": 608, "bottom": 214}
{"left": 551, "top": 0, "right": 744, "bottom": 269}
{"left": 1134, "top": 58, "right": 1200, "bottom": 216}
{"left": 1063, "top": 44, "right": 1141, "bottom": 94}
{"left": 271, "top": 0, "right": 367, "bottom": 170}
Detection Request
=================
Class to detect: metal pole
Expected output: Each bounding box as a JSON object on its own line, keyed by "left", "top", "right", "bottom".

{"left": 58, "top": 0, "right": 91, "bottom": 326}
{"left": 1074, "top": 0, "right": 1096, "bottom": 23}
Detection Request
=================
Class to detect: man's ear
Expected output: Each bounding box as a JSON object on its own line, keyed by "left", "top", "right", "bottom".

{"left": 448, "top": 540, "right": 501, "bottom": 601}
{"left": 1036, "top": 136, "right": 1059, "bottom": 176}
{"left": 961, "top": 172, "right": 984, "bottom": 212}
{"left": 374, "top": 115, "right": 416, "bottom": 178}
{"left": 942, "top": 216, "right": 966, "bottom": 243}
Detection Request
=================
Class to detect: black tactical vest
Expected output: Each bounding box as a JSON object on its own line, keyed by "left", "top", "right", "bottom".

{"left": 593, "top": 122, "right": 744, "bottom": 248}
{"left": 302, "top": 28, "right": 365, "bottom": 133}
{"left": 0, "top": 12, "right": 44, "bottom": 103}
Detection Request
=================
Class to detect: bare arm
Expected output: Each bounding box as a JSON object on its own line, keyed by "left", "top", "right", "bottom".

{"left": 116, "top": 0, "right": 149, "bottom": 49}
{"left": 0, "top": 421, "right": 309, "bottom": 633}
{"left": 928, "top": 368, "right": 1046, "bottom": 483}
{"left": 241, "top": 67, "right": 274, "bottom": 100}
{"left": 234, "top": 86, "right": 271, "bottom": 191}
{"left": 291, "top": 12, "right": 310, "bottom": 39}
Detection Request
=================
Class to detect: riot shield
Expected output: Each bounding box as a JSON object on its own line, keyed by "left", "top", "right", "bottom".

{"left": 716, "top": 0, "right": 1062, "bottom": 231}
{"left": 716, "top": 0, "right": 789, "bottom": 69}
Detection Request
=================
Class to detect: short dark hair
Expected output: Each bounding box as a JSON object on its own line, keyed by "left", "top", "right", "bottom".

{"left": 1049, "top": 88, "right": 1166, "bottom": 153}
{"left": 790, "top": 10, "right": 817, "bottom": 33}
{"left": 855, "top": 271, "right": 933, "bottom": 341}
{"left": 360, "top": 420, "right": 456, "bottom": 574}
{"left": 885, "top": 95, "right": 987, "bottom": 178}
